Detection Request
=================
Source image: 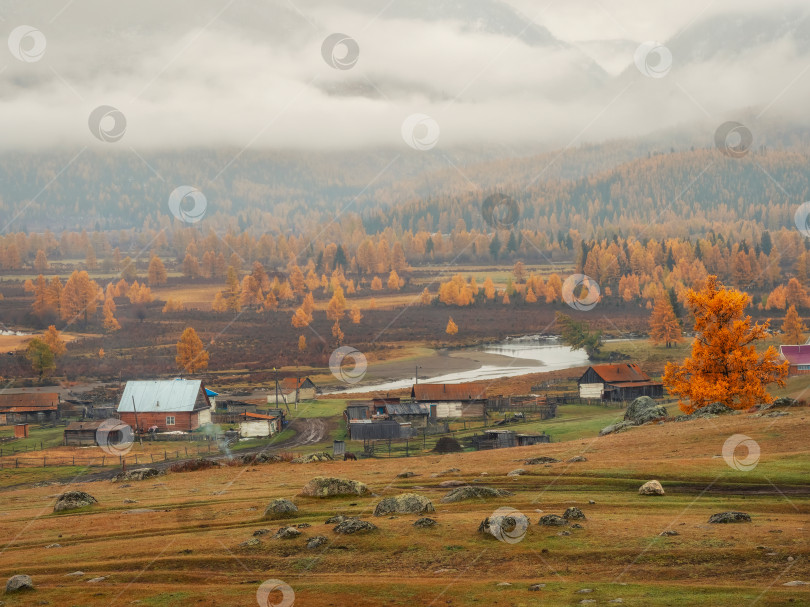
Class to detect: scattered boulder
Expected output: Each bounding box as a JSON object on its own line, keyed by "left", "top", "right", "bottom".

{"left": 300, "top": 477, "right": 368, "bottom": 498}
{"left": 441, "top": 486, "right": 514, "bottom": 503}
{"left": 676, "top": 402, "right": 735, "bottom": 421}
{"left": 242, "top": 453, "right": 284, "bottom": 464}
{"left": 396, "top": 471, "right": 416, "bottom": 478}
{"left": 783, "top": 581, "right": 810, "bottom": 587}
{"left": 438, "top": 480, "right": 466, "bottom": 487}
{"left": 333, "top": 518, "right": 377, "bottom": 534}
{"left": 524, "top": 456, "right": 560, "bottom": 465}
{"left": 599, "top": 421, "right": 636, "bottom": 436}
{"left": 373, "top": 493, "right": 434, "bottom": 516}
{"left": 413, "top": 517, "right": 438, "bottom": 528}
{"left": 659, "top": 530, "right": 679, "bottom": 536}
{"left": 45, "top": 543, "right": 61, "bottom": 548}
{"left": 563, "top": 507, "right": 586, "bottom": 521}
{"left": 528, "top": 584, "right": 545, "bottom": 591}
{"left": 253, "top": 529, "right": 271, "bottom": 537}
{"left": 87, "top": 576, "right": 108, "bottom": 583}
{"left": 111, "top": 468, "right": 162, "bottom": 482}
{"left": 772, "top": 397, "right": 797, "bottom": 408}
{"left": 325, "top": 515, "right": 346, "bottom": 524}
{"left": 54, "top": 491, "right": 98, "bottom": 512}
{"left": 537, "top": 514, "right": 567, "bottom": 526}
{"left": 762, "top": 411, "right": 789, "bottom": 418}
{"left": 263, "top": 498, "right": 298, "bottom": 520}
{"left": 507, "top": 468, "right": 526, "bottom": 477}
{"left": 239, "top": 538, "right": 260, "bottom": 547}
{"left": 436, "top": 467, "right": 461, "bottom": 475}
{"left": 292, "top": 452, "right": 333, "bottom": 464}
{"left": 708, "top": 511, "right": 751, "bottom": 524}
{"left": 5, "top": 574, "right": 33, "bottom": 593}
{"left": 567, "top": 456, "right": 587, "bottom": 463}
{"left": 306, "top": 536, "right": 328, "bottom": 549}
{"left": 624, "top": 396, "right": 668, "bottom": 424}
{"left": 65, "top": 571, "right": 84, "bottom": 577}
{"left": 638, "top": 480, "right": 665, "bottom": 496}
{"left": 478, "top": 512, "right": 529, "bottom": 541}
{"left": 274, "top": 526, "right": 302, "bottom": 539}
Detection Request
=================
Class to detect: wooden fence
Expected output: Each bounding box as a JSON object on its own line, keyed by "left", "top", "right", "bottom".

{"left": 0, "top": 443, "right": 220, "bottom": 469}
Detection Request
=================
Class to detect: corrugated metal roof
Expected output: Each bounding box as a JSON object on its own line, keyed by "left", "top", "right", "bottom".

{"left": 587, "top": 364, "right": 651, "bottom": 383}
{"left": 607, "top": 381, "right": 663, "bottom": 388}
{"left": 65, "top": 421, "right": 104, "bottom": 431}
{"left": 411, "top": 382, "right": 488, "bottom": 401}
{"left": 386, "top": 403, "right": 429, "bottom": 415}
{"left": 780, "top": 345, "right": 810, "bottom": 364}
{"left": 117, "top": 380, "right": 207, "bottom": 413}
{"left": 0, "top": 392, "right": 59, "bottom": 410}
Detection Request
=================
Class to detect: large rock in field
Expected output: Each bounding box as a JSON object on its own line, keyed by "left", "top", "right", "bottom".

{"left": 291, "top": 452, "right": 334, "bottom": 464}
{"left": 54, "top": 491, "right": 98, "bottom": 512}
{"left": 373, "top": 493, "right": 434, "bottom": 516}
{"left": 440, "top": 486, "right": 514, "bottom": 503}
{"left": 263, "top": 498, "right": 298, "bottom": 519}
{"left": 273, "top": 526, "right": 302, "bottom": 539}
{"left": 111, "top": 468, "right": 162, "bottom": 482}
{"left": 243, "top": 453, "right": 284, "bottom": 464}
{"left": 638, "top": 480, "right": 665, "bottom": 496}
{"left": 599, "top": 421, "right": 636, "bottom": 436}
{"left": 333, "top": 517, "right": 377, "bottom": 534}
{"left": 537, "top": 514, "right": 567, "bottom": 526}
{"left": 688, "top": 402, "right": 735, "bottom": 419}
{"left": 524, "top": 456, "right": 560, "bottom": 465}
{"left": 624, "top": 396, "right": 668, "bottom": 424}
{"left": 5, "top": 574, "right": 34, "bottom": 593}
{"left": 299, "top": 477, "right": 368, "bottom": 498}
{"left": 708, "top": 511, "right": 751, "bottom": 524}
{"left": 563, "top": 507, "right": 586, "bottom": 521}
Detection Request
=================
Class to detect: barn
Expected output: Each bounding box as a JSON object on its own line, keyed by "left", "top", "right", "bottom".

{"left": 238, "top": 412, "right": 279, "bottom": 438}
{"left": 0, "top": 392, "right": 60, "bottom": 424}
{"left": 117, "top": 379, "right": 212, "bottom": 432}
{"left": 64, "top": 420, "right": 105, "bottom": 446}
{"left": 269, "top": 377, "right": 317, "bottom": 404}
{"left": 578, "top": 364, "right": 664, "bottom": 401}
{"left": 779, "top": 344, "right": 810, "bottom": 376}
{"left": 411, "top": 382, "right": 488, "bottom": 418}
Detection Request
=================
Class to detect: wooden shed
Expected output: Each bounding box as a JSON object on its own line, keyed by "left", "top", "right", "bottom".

{"left": 64, "top": 421, "right": 106, "bottom": 446}
{"left": 578, "top": 364, "right": 663, "bottom": 401}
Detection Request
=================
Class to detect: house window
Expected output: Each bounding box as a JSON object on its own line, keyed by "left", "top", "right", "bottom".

{"left": 797, "top": 365, "right": 810, "bottom": 371}
{"left": 166, "top": 416, "right": 175, "bottom": 426}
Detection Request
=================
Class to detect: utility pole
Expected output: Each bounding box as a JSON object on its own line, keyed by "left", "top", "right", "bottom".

{"left": 131, "top": 396, "right": 143, "bottom": 446}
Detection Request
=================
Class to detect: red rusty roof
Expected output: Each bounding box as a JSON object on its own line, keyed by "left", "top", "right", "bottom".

{"left": 411, "top": 382, "right": 488, "bottom": 401}
{"left": 280, "top": 377, "right": 313, "bottom": 390}
{"left": 241, "top": 412, "right": 278, "bottom": 420}
{"left": 587, "top": 364, "right": 651, "bottom": 383}
{"left": 780, "top": 345, "right": 810, "bottom": 365}
{"left": 0, "top": 392, "right": 59, "bottom": 411}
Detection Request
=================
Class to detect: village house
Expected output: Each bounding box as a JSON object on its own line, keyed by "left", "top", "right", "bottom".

{"left": 578, "top": 364, "right": 664, "bottom": 401}
{"left": 779, "top": 344, "right": 810, "bottom": 376}
{"left": 238, "top": 412, "right": 279, "bottom": 438}
{"left": 411, "top": 382, "right": 488, "bottom": 418}
{"left": 268, "top": 377, "right": 317, "bottom": 404}
{"left": 63, "top": 420, "right": 106, "bottom": 446}
{"left": 116, "top": 379, "right": 212, "bottom": 432}
{"left": 0, "top": 392, "right": 60, "bottom": 424}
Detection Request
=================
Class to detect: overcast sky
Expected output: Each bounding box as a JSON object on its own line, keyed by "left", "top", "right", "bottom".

{"left": 0, "top": 0, "right": 808, "bottom": 150}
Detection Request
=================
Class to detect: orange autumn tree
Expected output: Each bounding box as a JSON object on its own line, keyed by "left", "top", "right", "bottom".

{"left": 175, "top": 327, "right": 209, "bottom": 374}
{"left": 782, "top": 305, "right": 807, "bottom": 344}
{"left": 446, "top": 317, "right": 458, "bottom": 335}
{"left": 663, "top": 276, "right": 788, "bottom": 413}
{"left": 649, "top": 293, "right": 682, "bottom": 347}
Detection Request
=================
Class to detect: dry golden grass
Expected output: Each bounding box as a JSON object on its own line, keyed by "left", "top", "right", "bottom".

{"left": 0, "top": 332, "right": 84, "bottom": 354}
{"left": 0, "top": 413, "right": 808, "bottom": 605}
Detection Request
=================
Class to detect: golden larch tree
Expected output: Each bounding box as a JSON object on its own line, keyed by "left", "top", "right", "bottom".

{"left": 649, "top": 293, "right": 682, "bottom": 347}
{"left": 175, "top": 327, "right": 209, "bottom": 374}
{"left": 446, "top": 317, "right": 458, "bottom": 335}
{"left": 782, "top": 305, "right": 807, "bottom": 344}
{"left": 332, "top": 320, "right": 344, "bottom": 346}
{"left": 147, "top": 256, "right": 167, "bottom": 286}
{"left": 326, "top": 287, "right": 346, "bottom": 320}
{"left": 371, "top": 276, "right": 383, "bottom": 291}
{"left": 298, "top": 335, "right": 307, "bottom": 351}
{"left": 419, "top": 287, "right": 432, "bottom": 305}
{"left": 42, "top": 325, "right": 67, "bottom": 357}
{"left": 60, "top": 270, "right": 99, "bottom": 323}
{"left": 350, "top": 306, "right": 363, "bottom": 324}
{"left": 663, "top": 276, "right": 788, "bottom": 413}
{"left": 387, "top": 270, "right": 402, "bottom": 291}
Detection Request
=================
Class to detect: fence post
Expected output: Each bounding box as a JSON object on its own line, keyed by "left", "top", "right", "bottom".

{"left": 43, "top": 457, "right": 46, "bottom": 467}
